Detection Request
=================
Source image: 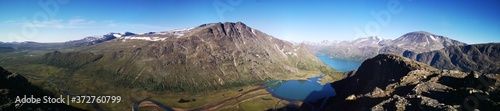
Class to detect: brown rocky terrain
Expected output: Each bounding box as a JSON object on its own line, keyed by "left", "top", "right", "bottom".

{"left": 301, "top": 54, "right": 500, "bottom": 111}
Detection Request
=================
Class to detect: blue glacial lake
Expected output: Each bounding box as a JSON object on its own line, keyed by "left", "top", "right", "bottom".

{"left": 316, "top": 55, "right": 363, "bottom": 72}
{"left": 263, "top": 55, "right": 362, "bottom": 105}
{"left": 264, "top": 76, "right": 336, "bottom": 102}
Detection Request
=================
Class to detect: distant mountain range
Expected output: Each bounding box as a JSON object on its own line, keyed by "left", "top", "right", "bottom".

{"left": 305, "top": 31, "right": 467, "bottom": 61}
{"left": 304, "top": 31, "right": 500, "bottom": 73}
{"left": 403, "top": 43, "right": 500, "bottom": 73}
{"left": 304, "top": 36, "right": 389, "bottom": 61}
{"left": 64, "top": 32, "right": 137, "bottom": 47}
{"left": 0, "top": 26, "right": 229, "bottom": 49}
{"left": 0, "top": 32, "right": 136, "bottom": 49}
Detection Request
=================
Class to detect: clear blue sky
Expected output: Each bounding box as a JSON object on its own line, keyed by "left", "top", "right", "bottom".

{"left": 0, "top": 0, "right": 499, "bottom": 44}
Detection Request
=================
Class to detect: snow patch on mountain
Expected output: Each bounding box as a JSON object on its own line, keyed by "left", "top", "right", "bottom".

{"left": 140, "top": 27, "right": 195, "bottom": 38}
{"left": 169, "top": 27, "right": 194, "bottom": 37}
{"left": 122, "top": 37, "right": 166, "bottom": 41}
{"left": 84, "top": 32, "right": 137, "bottom": 42}
{"left": 112, "top": 34, "right": 123, "bottom": 37}
{"left": 429, "top": 35, "right": 436, "bottom": 41}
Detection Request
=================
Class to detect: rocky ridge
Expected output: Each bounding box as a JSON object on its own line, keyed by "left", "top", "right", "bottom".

{"left": 403, "top": 43, "right": 500, "bottom": 73}
{"left": 301, "top": 54, "right": 500, "bottom": 111}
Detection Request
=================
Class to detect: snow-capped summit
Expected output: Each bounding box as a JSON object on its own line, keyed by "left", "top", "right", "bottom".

{"left": 391, "top": 31, "right": 466, "bottom": 52}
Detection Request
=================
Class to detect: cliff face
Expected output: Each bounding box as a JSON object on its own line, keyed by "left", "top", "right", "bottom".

{"left": 301, "top": 54, "right": 500, "bottom": 111}
{"left": 0, "top": 66, "right": 84, "bottom": 110}
{"left": 404, "top": 43, "right": 500, "bottom": 73}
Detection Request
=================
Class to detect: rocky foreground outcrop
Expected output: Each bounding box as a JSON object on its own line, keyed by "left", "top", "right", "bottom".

{"left": 301, "top": 54, "right": 500, "bottom": 111}
{"left": 0, "top": 66, "right": 85, "bottom": 110}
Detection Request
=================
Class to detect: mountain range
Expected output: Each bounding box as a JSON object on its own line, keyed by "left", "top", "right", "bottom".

{"left": 305, "top": 31, "right": 467, "bottom": 61}
{"left": 403, "top": 43, "right": 500, "bottom": 73}
{"left": 0, "top": 32, "right": 136, "bottom": 50}
{"left": 0, "top": 22, "right": 342, "bottom": 110}
{"left": 35, "top": 22, "right": 340, "bottom": 92}
{"left": 305, "top": 31, "right": 500, "bottom": 73}
{"left": 1, "top": 22, "right": 499, "bottom": 110}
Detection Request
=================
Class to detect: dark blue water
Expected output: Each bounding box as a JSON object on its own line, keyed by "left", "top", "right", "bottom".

{"left": 264, "top": 76, "right": 336, "bottom": 102}
{"left": 316, "top": 55, "right": 362, "bottom": 72}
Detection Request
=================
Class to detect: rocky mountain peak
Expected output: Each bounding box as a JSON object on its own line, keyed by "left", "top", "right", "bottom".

{"left": 195, "top": 22, "right": 264, "bottom": 40}
{"left": 390, "top": 31, "right": 466, "bottom": 53}
{"left": 340, "top": 54, "right": 436, "bottom": 94}
{"left": 197, "top": 22, "right": 247, "bottom": 29}
{"left": 210, "top": 22, "right": 250, "bottom": 30}
{"left": 395, "top": 31, "right": 439, "bottom": 43}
